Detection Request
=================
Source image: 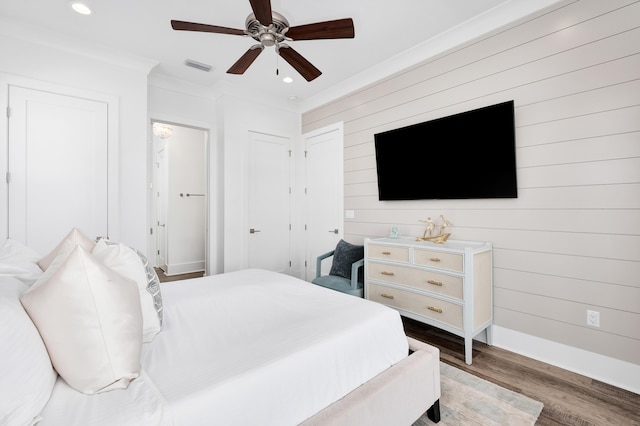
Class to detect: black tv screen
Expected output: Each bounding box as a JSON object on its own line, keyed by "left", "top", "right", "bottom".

{"left": 374, "top": 100, "right": 517, "bottom": 200}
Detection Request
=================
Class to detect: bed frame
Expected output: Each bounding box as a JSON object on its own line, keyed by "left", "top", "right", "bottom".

{"left": 301, "top": 336, "right": 441, "bottom": 425}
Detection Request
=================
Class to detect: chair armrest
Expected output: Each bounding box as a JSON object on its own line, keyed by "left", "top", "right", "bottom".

{"left": 315, "top": 250, "right": 335, "bottom": 279}
{"left": 350, "top": 258, "right": 365, "bottom": 289}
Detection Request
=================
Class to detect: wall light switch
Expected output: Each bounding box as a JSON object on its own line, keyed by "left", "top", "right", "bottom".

{"left": 345, "top": 210, "right": 355, "bottom": 219}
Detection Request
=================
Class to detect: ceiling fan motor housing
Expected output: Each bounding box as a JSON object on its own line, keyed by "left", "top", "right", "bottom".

{"left": 246, "top": 12, "right": 289, "bottom": 47}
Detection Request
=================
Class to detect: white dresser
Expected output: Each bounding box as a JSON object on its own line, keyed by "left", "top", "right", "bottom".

{"left": 364, "top": 237, "right": 493, "bottom": 364}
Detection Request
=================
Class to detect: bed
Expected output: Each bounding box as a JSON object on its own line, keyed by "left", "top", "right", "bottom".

{"left": 0, "top": 233, "right": 441, "bottom": 426}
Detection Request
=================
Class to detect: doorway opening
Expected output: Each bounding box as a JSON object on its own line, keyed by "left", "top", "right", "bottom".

{"left": 150, "top": 120, "right": 209, "bottom": 276}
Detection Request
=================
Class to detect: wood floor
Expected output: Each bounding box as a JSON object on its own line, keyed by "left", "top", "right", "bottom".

{"left": 402, "top": 317, "right": 640, "bottom": 426}
{"left": 155, "top": 268, "right": 204, "bottom": 282}
{"left": 155, "top": 271, "right": 639, "bottom": 425}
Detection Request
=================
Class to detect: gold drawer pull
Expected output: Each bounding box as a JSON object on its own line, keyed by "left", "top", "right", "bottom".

{"left": 382, "top": 251, "right": 391, "bottom": 255}
{"left": 381, "top": 271, "right": 395, "bottom": 276}
{"left": 427, "top": 280, "right": 443, "bottom": 286}
{"left": 381, "top": 293, "right": 395, "bottom": 300}
{"left": 430, "top": 257, "right": 441, "bottom": 262}
{"left": 427, "top": 306, "right": 443, "bottom": 314}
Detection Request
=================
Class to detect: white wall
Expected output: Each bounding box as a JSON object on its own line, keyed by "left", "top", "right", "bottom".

{"left": 0, "top": 31, "right": 151, "bottom": 253}
{"left": 0, "top": 27, "right": 303, "bottom": 274}
{"left": 147, "top": 77, "right": 221, "bottom": 273}
{"left": 302, "top": 0, "right": 640, "bottom": 392}
{"left": 148, "top": 79, "right": 302, "bottom": 274}
{"left": 218, "top": 93, "right": 301, "bottom": 272}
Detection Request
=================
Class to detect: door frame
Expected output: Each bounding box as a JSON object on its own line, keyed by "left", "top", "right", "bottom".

{"left": 148, "top": 114, "right": 211, "bottom": 276}
{"left": 0, "top": 75, "right": 120, "bottom": 242}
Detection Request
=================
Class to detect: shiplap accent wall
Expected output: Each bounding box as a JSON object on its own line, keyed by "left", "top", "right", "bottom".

{"left": 302, "top": 0, "right": 640, "bottom": 366}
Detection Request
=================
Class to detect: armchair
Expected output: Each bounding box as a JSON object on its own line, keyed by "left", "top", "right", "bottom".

{"left": 312, "top": 239, "right": 364, "bottom": 297}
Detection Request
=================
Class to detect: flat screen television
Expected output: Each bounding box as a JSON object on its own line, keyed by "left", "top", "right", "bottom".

{"left": 374, "top": 100, "right": 517, "bottom": 200}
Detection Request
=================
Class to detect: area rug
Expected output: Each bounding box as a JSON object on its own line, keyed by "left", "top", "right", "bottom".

{"left": 413, "top": 362, "right": 543, "bottom": 425}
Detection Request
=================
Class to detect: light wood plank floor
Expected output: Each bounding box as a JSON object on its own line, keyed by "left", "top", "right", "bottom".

{"left": 154, "top": 271, "right": 639, "bottom": 425}
{"left": 402, "top": 317, "right": 640, "bottom": 426}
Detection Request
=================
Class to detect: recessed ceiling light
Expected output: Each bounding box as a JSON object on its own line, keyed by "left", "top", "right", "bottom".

{"left": 69, "top": 1, "right": 92, "bottom": 15}
{"left": 288, "top": 96, "right": 298, "bottom": 101}
{"left": 282, "top": 76, "right": 294, "bottom": 84}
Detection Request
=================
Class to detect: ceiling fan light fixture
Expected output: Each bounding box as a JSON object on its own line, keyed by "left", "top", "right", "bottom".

{"left": 282, "top": 76, "right": 293, "bottom": 83}
{"left": 69, "top": 1, "right": 92, "bottom": 15}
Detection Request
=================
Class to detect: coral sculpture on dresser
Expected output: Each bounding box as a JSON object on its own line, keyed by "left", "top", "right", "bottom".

{"left": 417, "top": 215, "right": 452, "bottom": 244}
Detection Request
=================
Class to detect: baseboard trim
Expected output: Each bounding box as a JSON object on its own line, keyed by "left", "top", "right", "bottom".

{"left": 492, "top": 326, "right": 640, "bottom": 395}
{"left": 165, "top": 261, "right": 205, "bottom": 276}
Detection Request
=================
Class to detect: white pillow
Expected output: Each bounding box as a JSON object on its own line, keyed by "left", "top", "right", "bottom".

{"left": 21, "top": 245, "right": 143, "bottom": 395}
{"left": 92, "top": 240, "right": 162, "bottom": 342}
{"left": 0, "top": 277, "right": 57, "bottom": 426}
{"left": 38, "top": 227, "right": 95, "bottom": 271}
{"left": 0, "top": 239, "right": 43, "bottom": 286}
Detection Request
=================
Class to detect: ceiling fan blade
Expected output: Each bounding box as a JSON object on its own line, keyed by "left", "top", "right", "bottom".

{"left": 171, "top": 20, "right": 246, "bottom": 36}
{"left": 286, "top": 18, "right": 354, "bottom": 40}
{"left": 249, "top": 0, "right": 273, "bottom": 26}
{"left": 278, "top": 45, "right": 321, "bottom": 82}
{"left": 227, "top": 46, "right": 264, "bottom": 75}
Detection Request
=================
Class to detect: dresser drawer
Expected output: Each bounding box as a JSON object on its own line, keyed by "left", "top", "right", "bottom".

{"left": 367, "top": 262, "right": 463, "bottom": 300}
{"left": 414, "top": 248, "right": 463, "bottom": 272}
{"left": 368, "top": 283, "right": 463, "bottom": 329}
{"left": 367, "top": 244, "right": 409, "bottom": 263}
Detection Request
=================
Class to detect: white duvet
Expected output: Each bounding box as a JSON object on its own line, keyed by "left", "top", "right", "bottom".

{"left": 39, "top": 269, "right": 409, "bottom": 425}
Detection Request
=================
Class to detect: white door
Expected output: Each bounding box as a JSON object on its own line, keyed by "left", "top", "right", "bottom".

{"left": 247, "top": 132, "right": 291, "bottom": 273}
{"left": 7, "top": 86, "right": 108, "bottom": 255}
{"left": 304, "top": 124, "right": 343, "bottom": 281}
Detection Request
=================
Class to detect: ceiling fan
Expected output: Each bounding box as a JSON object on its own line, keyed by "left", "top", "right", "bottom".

{"left": 171, "top": 0, "right": 355, "bottom": 82}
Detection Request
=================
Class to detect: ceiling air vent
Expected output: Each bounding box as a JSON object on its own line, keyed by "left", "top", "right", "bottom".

{"left": 184, "top": 59, "right": 213, "bottom": 72}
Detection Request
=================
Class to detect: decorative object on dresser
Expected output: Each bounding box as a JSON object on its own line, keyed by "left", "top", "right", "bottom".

{"left": 417, "top": 215, "right": 452, "bottom": 244}
{"left": 365, "top": 237, "right": 492, "bottom": 364}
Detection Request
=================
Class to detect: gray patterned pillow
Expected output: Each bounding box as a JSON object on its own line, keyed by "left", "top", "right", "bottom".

{"left": 329, "top": 239, "right": 364, "bottom": 282}
{"left": 131, "top": 247, "right": 163, "bottom": 327}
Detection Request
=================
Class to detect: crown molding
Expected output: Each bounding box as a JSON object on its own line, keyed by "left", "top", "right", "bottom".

{"left": 0, "top": 16, "right": 158, "bottom": 75}
{"left": 299, "top": 0, "right": 566, "bottom": 113}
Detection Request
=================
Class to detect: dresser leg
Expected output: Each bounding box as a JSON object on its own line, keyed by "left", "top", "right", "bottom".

{"left": 486, "top": 325, "right": 493, "bottom": 346}
{"left": 465, "top": 336, "right": 473, "bottom": 364}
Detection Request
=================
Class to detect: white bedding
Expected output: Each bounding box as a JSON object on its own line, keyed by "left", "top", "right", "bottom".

{"left": 39, "top": 269, "right": 408, "bottom": 425}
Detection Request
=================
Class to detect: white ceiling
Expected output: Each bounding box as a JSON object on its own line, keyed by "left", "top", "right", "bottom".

{"left": 0, "top": 0, "right": 561, "bottom": 109}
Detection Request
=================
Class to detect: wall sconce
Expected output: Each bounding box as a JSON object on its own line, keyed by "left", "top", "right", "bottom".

{"left": 152, "top": 123, "right": 173, "bottom": 139}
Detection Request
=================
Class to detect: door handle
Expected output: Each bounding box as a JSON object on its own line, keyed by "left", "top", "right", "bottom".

{"left": 328, "top": 228, "right": 338, "bottom": 234}
{"left": 249, "top": 228, "right": 261, "bottom": 234}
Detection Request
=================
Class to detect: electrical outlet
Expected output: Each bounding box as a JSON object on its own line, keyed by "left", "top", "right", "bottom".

{"left": 587, "top": 310, "right": 600, "bottom": 327}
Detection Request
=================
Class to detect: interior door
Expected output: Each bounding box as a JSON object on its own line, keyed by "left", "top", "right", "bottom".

{"left": 7, "top": 85, "right": 108, "bottom": 255}
{"left": 247, "top": 132, "right": 291, "bottom": 273}
{"left": 304, "top": 125, "right": 343, "bottom": 281}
